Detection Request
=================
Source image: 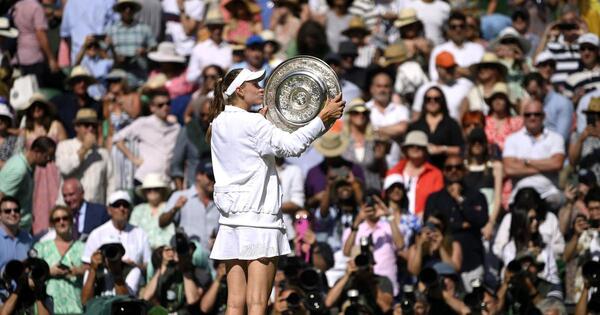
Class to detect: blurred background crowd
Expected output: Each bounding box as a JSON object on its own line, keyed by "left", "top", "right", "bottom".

{"left": 0, "top": 0, "right": 600, "bottom": 314}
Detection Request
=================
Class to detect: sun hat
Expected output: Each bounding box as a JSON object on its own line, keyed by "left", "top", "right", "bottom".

{"left": 135, "top": 173, "right": 171, "bottom": 197}
{"left": 66, "top": 66, "right": 96, "bottom": 85}
{"left": 470, "top": 53, "right": 508, "bottom": 78}
{"left": 578, "top": 33, "right": 600, "bottom": 47}
{"left": 313, "top": 131, "right": 350, "bottom": 158}
{"left": 583, "top": 97, "right": 600, "bottom": 114}
{"left": 394, "top": 8, "right": 420, "bottom": 28}
{"left": 0, "top": 17, "right": 18, "bottom": 38}
{"left": 204, "top": 7, "right": 226, "bottom": 26}
{"left": 113, "top": 0, "right": 142, "bottom": 12}
{"left": 108, "top": 190, "right": 132, "bottom": 206}
{"left": 341, "top": 16, "right": 370, "bottom": 37}
{"left": 346, "top": 98, "right": 369, "bottom": 113}
{"left": 73, "top": 108, "right": 99, "bottom": 124}
{"left": 435, "top": 51, "right": 456, "bottom": 68}
{"left": 260, "top": 30, "right": 280, "bottom": 50}
{"left": 105, "top": 69, "right": 129, "bottom": 81}
{"left": 534, "top": 51, "right": 555, "bottom": 66}
{"left": 224, "top": 0, "right": 261, "bottom": 15}
{"left": 402, "top": 130, "right": 428, "bottom": 148}
{"left": 379, "top": 42, "right": 409, "bottom": 67}
{"left": 0, "top": 102, "right": 13, "bottom": 122}
{"left": 224, "top": 68, "right": 265, "bottom": 96}
{"left": 383, "top": 174, "right": 404, "bottom": 190}
{"left": 24, "top": 93, "right": 54, "bottom": 111}
{"left": 148, "top": 42, "right": 186, "bottom": 63}
{"left": 490, "top": 27, "right": 531, "bottom": 55}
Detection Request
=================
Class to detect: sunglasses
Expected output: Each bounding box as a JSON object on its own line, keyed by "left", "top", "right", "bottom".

{"left": 154, "top": 101, "right": 171, "bottom": 108}
{"left": 52, "top": 215, "right": 72, "bottom": 223}
{"left": 425, "top": 96, "right": 442, "bottom": 103}
{"left": 145, "top": 187, "right": 164, "bottom": 193}
{"left": 1, "top": 207, "right": 20, "bottom": 215}
{"left": 524, "top": 112, "right": 543, "bottom": 118}
{"left": 295, "top": 213, "right": 309, "bottom": 220}
{"left": 449, "top": 24, "right": 465, "bottom": 30}
{"left": 111, "top": 201, "right": 131, "bottom": 209}
{"left": 444, "top": 164, "right": 464, "bottom": 171}
{"left": 405, "top": 145, "right": 424, "bottom": 150}
{"left": 580, "top": 45, "right": 598, "bottom": 52}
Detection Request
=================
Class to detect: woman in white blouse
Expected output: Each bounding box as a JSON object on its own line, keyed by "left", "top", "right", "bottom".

{"left": 207, "top": 68, "right": 344, "bottom": 315}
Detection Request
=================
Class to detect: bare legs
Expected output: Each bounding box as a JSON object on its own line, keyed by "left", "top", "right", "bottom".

{"left": 225, "top": 257, "right": 278, "bottom": 315}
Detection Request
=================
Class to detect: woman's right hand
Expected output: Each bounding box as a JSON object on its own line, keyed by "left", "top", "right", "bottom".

{"left": 318, "top": 94, "right": 345, "bottom": 124}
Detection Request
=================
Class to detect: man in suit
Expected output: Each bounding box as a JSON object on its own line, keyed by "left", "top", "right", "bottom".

{"left": 62, "top": 178, "right": 110, "bottom": 239}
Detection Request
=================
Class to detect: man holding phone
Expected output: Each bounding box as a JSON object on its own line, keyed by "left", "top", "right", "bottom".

{"left": 569, "top": 100, "right": 600, "bottom": 182}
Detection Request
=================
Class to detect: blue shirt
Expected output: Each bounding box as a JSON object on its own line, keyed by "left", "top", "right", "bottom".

{"left": 543, "top": 91, "right": 573, "bottom": 142}
{"left": 230, "top": 61, "right": 272, "bottom": 87}
{"left": 0, "top": 227, "right": 33, "bottom": 269}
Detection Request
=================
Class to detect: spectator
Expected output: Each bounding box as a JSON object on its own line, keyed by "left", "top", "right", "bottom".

{"left": 324, "top": 0, "right": 352, "bottom": 55}
{"left": 51, "top": 66, "right": 103, "bottom": 138}
{"left": 523, "top": 72, "right": 574, "bottom": 142}
{"left": 533, "top": 51, "right": 557, "bottom": 85}
{"left": 195, "top": 65, "right": 225, "bottom": 98}
{"left": 231, "top": 35, "right": 272, "bottom": 86}
{"left": 336, "top": 41, "right": 366, "bottom": 92}
{"left": 569, "top": 101, "right": 600, "bottom": 181}
{"left": 291, "top": 209, "right": 335, "bottom": 272}
{"left": 323, "top": 52, "right": 362, "bottom": 105}
{"left": 383, "top": 175, "right": 420, "bottom": 251}
{"left": 0, "top": 136, "right": 56, "bottom": 230}
{"left": 424, "top": 154, "right": 488, "bottom": 292}
{"left": 491, "top": 27, "right": 533, "bottom": 90}
{"left": 428, "top": 10, "right": 484, "bottom": 81}
{"left": 0, "top": 102, "right": 17, "bottom": 169}
{"left": 341, "top": 98, "right": 387, "bottom": 191}
{"left": 511, "top": 8, "right": 540, "bottom": 58}
{"left": 379, "top": 42, "right": 429, "bottom": 106}
{"left": 412, "top": 51, "right": 473, "bottom": 121}
{"left": 503, "top": 99, "right": 566, "bottom": 210}
{"left": 408, "top": 86, "right": 464, "bottom": 169}
{"left": 187, "top": 8, "right": 232, "bottom": 83}
{"left": 296, "top": 20, "right": 329, "bottom": 59}
{"left": 161, "top": 0, "right": 204, "bottom": 57}
{"left": 161, "top": 161, "right": 219, "bottom": 251}
{"left": 483, "top": 82, "right": 523, "bottom": 152}
{"left": 112, "top": 88, "right": 180, "bottom": 184}
{"left": 12, "top": 0, "right": 59, "bottom": 87}
{"left": 404, "top": 0, "right": 450, "bottom": 46}
{"left": 56, "top": 108, "right": 114, "bottom": 205}
{"left": 341, "top": 16, "right": 376, "bottom": 68}
{"left": 464, "top": 53, "right": 509, "bottom": 114}
{"left": 386, "top": 130, "right": 444, "bottom": 216}
{"left": 0, "top": 196, "right": 33, "bottom": 269}
{"left": 461, "top": 110, "right": 485, "bottom": 138}
{"left": 223, "top": 0, "right": 263, "bottom": 45}
{"left": 260, "top": 30, "right": 284, "bottom": 68}
{"left": 564, "top": 33, "right": 600, "bottom": 102}
{"left": 270, "top": 0, "right": 302, "bottom": 60}
{"left": 0, "top": 257, "right": 53, "bottom": 314}
{"left": 394, "top": 7, "right": 432, "bottom": 65}
{"left": 130, "top": 173, "right": 175, "bottom": 249}
{"left": 61, "top": 178, "right": 110, "bottom": 239}
{"left": 148, "top": 42, "right": 195, "bottom": 100}
{"left": 33, "top": 205, "right": 86, "bottom": 314}
{"left": 102, "top": 69, "right": 142, "bottom": 142}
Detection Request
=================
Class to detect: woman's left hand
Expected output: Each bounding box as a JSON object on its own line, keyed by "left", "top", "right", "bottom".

{"left": 259, "top": 106, "right": 268, "bottom": 118}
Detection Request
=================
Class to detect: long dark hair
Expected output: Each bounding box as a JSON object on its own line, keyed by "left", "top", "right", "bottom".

{"left": 205, "top": 68, "right": 243, "bottom": 143}
{"left": 297, "top": 20, "right": 330, "bottom": 59}
{"left": 25, "top": 101, "right": 55, "bottom": 132}
{"left": 509, "top": 206, "right": 532, "bottom": 253}
{"left": 512, "top": 187, "right": 547, "bottom": 222}
{"left": 417, "top": 86, "right": 449, "bottom": 121}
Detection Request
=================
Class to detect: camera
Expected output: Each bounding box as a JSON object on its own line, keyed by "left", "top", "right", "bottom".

{"left": 354, "top": 236, "right": 373, "bottom": 270}
{"left": 590, "top": 219, "right": 600, "bottom": 229}
{"left": 588, "top": 113, "right": 598, "bottom": 126}
{"left": 279, "top": 256, "right": 327, "bottom": 314}
{"left": 464, "top": 279, "right": 486, "bottom": 315}
{"left": 286, "top": 292, "right": 303, "bottom": 309}
{"left": 99, "top": 243, "right": 125, "bottom": 263}
{"left": 582, "top": 260, "right": 600, "bottom": 287}
{"left": 400, "top": 284, "right": 416, "bottom": 315}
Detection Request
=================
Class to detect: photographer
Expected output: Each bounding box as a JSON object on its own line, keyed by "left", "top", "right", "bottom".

{"left": 575, "top": 261, "right": 600, "bottom": 315}
{"left": 292, "top": 209, "right": 334, "bottom": 273}
{"left": 0, "top": 258, "right": 52, "bottom": 315}
{"left": 271, "top": 286, "right": 309, "bottom": 315}
{"left": 496, "top": 258, "right": 543, "bottom": 315}
{"left": 142, "top": 239, "right": 206, "bottom": 315}
{"left": 570, "top": 101, "right": 600, "bottom": 180}
{"left": 200, "top": 262, "right": 227, "bottom": 315}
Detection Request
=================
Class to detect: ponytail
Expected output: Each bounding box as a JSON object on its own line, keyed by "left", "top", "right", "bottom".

{"left": 205, "top": 68, "right": 243, "bottom": 143}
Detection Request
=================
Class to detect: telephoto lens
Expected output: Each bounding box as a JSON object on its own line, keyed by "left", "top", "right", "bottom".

{"left": 100, "top": 243, "right": 126, "bottom": 263}
{"left": 400, "top": 285, "right": 415, "bottom": 315}
{"left": 286, "top": 292, "right": 302, "bottom": 309}
{"left": 582, "top": 260, "right": 600, "bottom": 287}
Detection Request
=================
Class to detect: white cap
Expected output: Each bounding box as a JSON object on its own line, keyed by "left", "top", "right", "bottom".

{"left": 578, "top": 33, "right": 600, "bottom": 47}
{"left": 534, "top": 51, "right": 554, "bottom": 66}
{"left": 383, "top": 174, "right": 404, "bottom": 190}
{"left": 0, "top": 103, "right": 13, "bottom": 121}
{"left": 108, "top": 190, "right": 132, "bottom": 206}
{"left": 224, "top": 68, "right": 266, "bottom": 97}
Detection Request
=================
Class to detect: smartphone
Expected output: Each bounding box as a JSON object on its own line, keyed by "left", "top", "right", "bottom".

{"left": 57, "top": 263, "right": 70, "bottom": 271}
{"left": 364, "top": 195, "right": 375, "bottom": 207}
{"left": 294, "top": 218, "right": 309, "bottom": 239}
{"left": 557, "top": 22, "right": 578, "bottom": 31}
{"left": 93, "top": 34, "right": 107, "bottom": 41}
{"left": 587, "top": 113, "right": 597, "bottom": 126}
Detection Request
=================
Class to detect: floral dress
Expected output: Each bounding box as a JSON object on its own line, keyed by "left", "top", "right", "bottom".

{"left": 129, "top": 202, "right": 175, "bottom": 249}
{"left": 33, "top": 240, "right": 85, "bottom": 315}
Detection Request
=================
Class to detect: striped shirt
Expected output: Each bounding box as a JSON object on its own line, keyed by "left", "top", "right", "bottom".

{"left": 564, "top": 65, "right": 600, "bottom": 99}
{"left": 545, "top": 41, "right": 581, "bottom": 90}
{"left": 106, "top": 21, "right": 157, "bottom": 57}
{"left": 355, "top": 44, "right": 378, "bottom": 68}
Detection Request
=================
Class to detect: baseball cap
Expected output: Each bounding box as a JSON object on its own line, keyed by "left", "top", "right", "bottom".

{"left": 383, "top": 174, "right": 404, "bottom": 190}
{"left": 534, "top": 51, "right": 555, "bottom": 66}
{"left": 108, "top": 190, "right": 132, "bottom": 206}
{"left": 578, "top": 169, "right": 597, "bottom": 186}
{"left": 245, "top": 35, "right": 265, "bottom": 47}
{"left": 195, "top": 159, "right": 214, "bottom": 176}
{"left": 578, "top": 33, "right": 600, "bottom": 47}
{"left": 0, "top": 102, "right": 13, "bottom": 121}
{"left": 435, "top": 51, "right": 456, "bottom": 68}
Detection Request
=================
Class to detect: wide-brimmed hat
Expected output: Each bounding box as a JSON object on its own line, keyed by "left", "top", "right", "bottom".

{"left": 346, "top": 98, "right": 369, "bottom": 114}
{"left": 402, "top": 130, "right": 428, "bottom": 148}
{"left": 488, "top": 82, "right": 510, "bottom": 99}
{"left": 67, "top": 66, "right": 96, "bottom": 85}
{"left": 314, "top": 131, "right": 350, "bottom": 157}
{"left": 490, "top": 27, "right": 531, "bottom": 55}
{"left": 105, "top": 69, "right": 129, "bottom": 82}
{"left": 141, "top": 73, "right": 168, "bottom": 92}
{"left": 379, "top": 42, "right": 409, "bottom": 67}
{"left": 341, "top": 16, "right": 370, "bottom": 37}
{"left": 204, "top": 7, "right": 226, "bottom": 26}
{"left": 0, "top": 17, "right": 18, "bottom": 38}
{"left": 470, "top": 53, "right": 508, "bottom": 78}
{"left": 25, "top": 93, "right": 54, "bottom": 111}
{"left": 224, "top": 0, "right": 261, "bottom": 15}
{"left": 583, "top": 97, "right": 600, "bottom": 114}
{"left": 113, "top": 0, "right": 142, "bottom": 12}
{"left": 149, "top": 42, "right": 186, "bottom": 63}
{"left": 273, "top": 0, "right": 301, "bottom": 12}
{"left": 260, "top": 30, "right": 280, "bottom": 48}
{"left": 73, "top": 108, "right": 99, "bottom": 124}
{"left": 135, "top": 173, "right": 171, "bottom": 197}
{"left": 394, "top": 8, "right": 420, "bottom": 28}
{"left": 0, "top": 103, "right": 13, "bottom": 122}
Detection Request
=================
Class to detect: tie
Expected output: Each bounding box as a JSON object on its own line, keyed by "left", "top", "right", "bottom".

{"left": 72, "top": 212, "right": 80, "bottom": 240}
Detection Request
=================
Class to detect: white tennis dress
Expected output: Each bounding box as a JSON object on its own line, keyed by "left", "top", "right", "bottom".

{"left": 209, "top": 105, "right": 326, "bottom": 260}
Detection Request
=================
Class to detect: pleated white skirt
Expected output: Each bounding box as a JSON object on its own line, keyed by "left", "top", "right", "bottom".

{"left": 209, "top": 225, "right": 291, "bottom": 260}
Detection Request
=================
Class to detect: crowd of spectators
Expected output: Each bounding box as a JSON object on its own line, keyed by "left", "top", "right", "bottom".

{"left": 0, "top": 0, "right": 600, "bottom": 314}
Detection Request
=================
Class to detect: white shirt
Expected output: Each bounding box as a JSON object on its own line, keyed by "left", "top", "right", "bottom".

{"left": 162, "top": 0, "right": 204, "bottom": 56}
{"left": 405, "top": 0, "right": 450, "bottom": 45}
{"left": 412, "top": 79, "right": 473, "bottom": 120}
{"left": 394, "top": 60, "right": 430, "bottom": 96}
{"left": 82, "top": 220, "right": 152, "bottom": 266}
{"left": 365, "top": 100, "right": 408, "bottom": 167}
{"left": 429, "top": 41, "right": 485, "bottom": 81}
{"left": 503, "top": 127, "right": 565, "bottom": 199}
{"left": 187, "top": 39, "right": 233, "bottom": 83}
{"left": 277, "top": 163, "right": 305, "bottom": 238}
{"left": 55, "top": 139, "right": 114, "bottom": 204}
{"left": 211, "top": 105, "right": 325, "bottom": 228}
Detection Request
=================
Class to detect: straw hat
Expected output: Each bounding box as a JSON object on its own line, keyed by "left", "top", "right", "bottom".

{"left": 204, "top": 7, "right": 226, "bottom": 26}
{"left": 0, "top": 17, "right": 18, "bottom": 38}
{"left": 583, "top": 97, "right": 600, "bottom": 114}
{"left": 490, "top": 27, "right": 531, "bottom": 55}
{"left": 470, "top": 53, "right": 508, "bottom": 78}
{"left": 394, "top": 8, "right": 420, "bottom": 28}
{"left": 346, "top": 98, "right": 369, "bottom": 113}
{"left": 73, "top": 108, "right": 99, "bottom": 124}
{"left": 224, "top": 0, "right": 261, "bottom": 15}
{"left": 148, "top": 42, "right": 186, "bottom": 63}
{"left": 66, "top": 66, "right": 96, "bottom": 85}
{"left": 401, "top": 130, "right": 428, "bottom": 149}
{"left": 379, "top": 42, "right": 409, "bottom": 67}
{"left": 142, "top": 73, "right": 168, "bottom": 91}
{"left": 135, "top": 173, "right": 171, "bottom": 197}
{"left": 341, "top": 16, "right": 370, "bottom": 37}
{"left": 25, "top": 93, "right": 54, "bottom": 111}
{"left": 113, "top": 0, "right": 142, "bottom": 12}
{"left": 313, "top": 131, "right": 350, "bottom": 158}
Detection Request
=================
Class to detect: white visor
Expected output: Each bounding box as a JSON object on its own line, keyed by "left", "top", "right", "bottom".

{"left": 224, "top": 68, "right": 266, "bottom": 97}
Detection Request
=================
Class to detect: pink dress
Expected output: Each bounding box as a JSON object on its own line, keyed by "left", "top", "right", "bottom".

{"left": 484, "top": 115, "right": 523, "bottom": 152}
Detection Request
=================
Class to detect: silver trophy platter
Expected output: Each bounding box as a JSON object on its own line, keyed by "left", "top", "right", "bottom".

{"left": 264, "top": 55, "right": 341, "bottom": 132}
